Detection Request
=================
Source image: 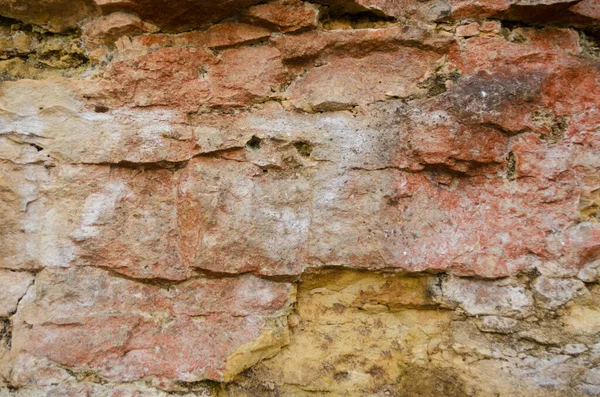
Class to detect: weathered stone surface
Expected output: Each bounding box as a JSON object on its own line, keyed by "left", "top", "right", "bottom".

{"left": 474, "top": 315, "right": 519, "bottom": 334}
{"left": 82, "top": 12, "right": 159, "bottom": 48}
{"left": 271, "top": 24, "right": 454, "bottom": 61}
{"left": 179, "top": 157, "right": 310, "bottom": 276}
{"left": 97, "top": 47, "right": 216, "bottom": 112}
{"left": 226, "top": 270, "right": 600, "bottom": 396}
{"left": 0, "top": 80, "right": 199, "bottom": 164}
{"left": 124, "top": 22, "right": 273, "bottom": 52}
{"left": 0, "top": 20, "right": 88, "bottom": 78}
{"left": 0, "top": 162, "right": 188, "bottom": 280}
{"left": 562, "top": 285, "right": 600, "bottom": 336}
{"left": 92, "top": 0, "right": 266, "bottom": 32}
{"left": 209, "top": 45, "right": 288, "bottom": 108}
{"left": 0, "top": 162, "right": 76, "bottom": 271}
{"left": 0, "top": 271, "right": 33, "bottom": 317}
{"left": 441, "top": 277, "right": 533, "bottom": 317}
{"left": 0, "top": 0, "right": 99, "bottom": 32}
{"left": 1, "top": 1, "right": 600, "bottom": 395}
{"left": 285, "top": 48, "right": 440, "bottom": 111}
{"left": 533, "top": 276, "right": 588, "bottom": 309}
{"left": 570, "top": 0, "right": 600, "bottom": 19}
{"left": 6, "top": 267, "right": 294, "bottom": 387}
{"left": 244, "top": 0, "right": 320, "bottom": 33}
{"left": 1, "top": 382, "right": 214, "bottom": 396}
{"left": 229, "top": 270, "right": 458, "bottom": 396}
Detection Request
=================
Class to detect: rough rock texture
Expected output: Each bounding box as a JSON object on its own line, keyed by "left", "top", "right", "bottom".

{"left": 0, "top": 0, "right": 600, "bottom": 395}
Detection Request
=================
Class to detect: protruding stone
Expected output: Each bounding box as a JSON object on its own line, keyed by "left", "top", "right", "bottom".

{"left": 456, "top": 22, "right": 480, "bottom": 37}
{"left": 570, "top": 0, "right": 600, "bottom": 20}
{"left": 563, "top": 344, "right": 587, "bottom": 355}
{"left": 0, "top": 0, "right": 99, "bottom": 32}
{"left": 0, "top": 80, "right": 201, "bottom": 164}
{"left": 202, "top": 22, "right": 273, "bottom": 48}
{"left": 209, "top": 45, "right": 288, "bottom": 108}
{"left": 245, "top": 0, "right": 320, "bottom": 33}
{"left": 441, "top": 277, "right": 533, "bottom": 317}
{"left": 93, "top": 0, "right": 265, "bottom": 32}
{"left": 285, "top": 48, "right": 439, "bottom": 111}
{"left": 82, "top": 12, "right": 159, "bottom": 48}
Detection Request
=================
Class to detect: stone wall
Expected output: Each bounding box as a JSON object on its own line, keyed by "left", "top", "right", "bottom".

{"left": 1, "top": 0, "right": 600, "bottom": 395}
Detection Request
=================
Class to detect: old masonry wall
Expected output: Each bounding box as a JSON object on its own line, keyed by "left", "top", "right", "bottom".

{"left": 1, "top": 0, "right": 600, "bottom": 395}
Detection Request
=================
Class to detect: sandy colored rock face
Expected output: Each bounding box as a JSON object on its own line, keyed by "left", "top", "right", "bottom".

{"left": 1, "top": 0, "right": 600, "bottom": 395}
{"left": 227, "top": 270, "right": 600, "bottom": 396}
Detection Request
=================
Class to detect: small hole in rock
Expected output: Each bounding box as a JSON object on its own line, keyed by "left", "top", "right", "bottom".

{"left": 94, "top": 104, "right": 109, "bottom": 113}
{"left": 505, "top": 151, "right": 517, "bottom": 180}
{"left": 294, "top": 141, "right": 313, "bottom": 157}
{"left": 246, "top": 136, "right": 262, "bottom": 150}
{"left": 29, "top": 143, "right": 43, "bottom": 152}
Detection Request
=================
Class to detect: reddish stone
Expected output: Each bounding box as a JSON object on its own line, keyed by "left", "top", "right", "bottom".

{"left": 509, "top": 134, "right": 556, "bottom": 178}
{"left": 99, "top": 47, "right": 216, "bottom": 111}
{"left": 93, "top": 0, "right": 265, "bottom": 32}
{"left": 567, "top": 110, "right": 600, "bottom": 149}
{"left": 308, "top": 167, "right": 567, "bottom": 278}
{"left": 124, "top": 22, "right": 272, "bottom": 54}
{"left": 181, "top": 90, "right": 592, "bottom": 278}
{"left": 570, "top": 0, "right": 600, "bottom": 19}
{"left": 449, "top": 28, "right": 581, "bottom": 76}
{"left": 178, "top": 157, "right": 311, "bottom": 276}
{"left": 479, "top": 20, "right": 502, "bottom": 33}
{"left": 82, "top": 12, "right": 159, "bottom": 47}
{"left": 285, "top": 48, "right": 440, "bottom": 111}
{"left": 2, "top": 5, "right": 600, "bottom": 393}
{"left": 70, "top": 167, "right": 187, "bottom": 280}
{"left": 407, "top": 122, "right": 507, "bottom": 172}
{"left": 10, "top": 267, "right": 294, "bottom": 386}
{"left": 449, "top": 0, "right": 600, "bottom": 25}
{"left": 202, "top": 22, "right": 273, "bottom": 48}
{"left": 272, "top": 25, "right": 454, "bottom": 62}
{"left": 209, "top": 45, "right": 288, "bottom": 108}
{"left": 446, "top": 28, "right": 598, "bottom": 133}
{"left": 244, "top": 0, "right": 320, "bottom": 33}
{"left": 102, "top": 38, "right": 288, "bottom": 111}
{"left": 310, "top": 0, "right": 410, "bottom": 19}
{"left": 0, "top": 163, "right": 185, "bottom": 280}
{"left": 449, "top": 0, "right": 512, "bottom": 18}
{"left": 456, "top": 22, "right": 480, "bottom": 37}
{"left": 541, "top": 62, "right": 600, "bottom": 116}
{"left": 546, "top": 222, "right": 600, "bottom": 274}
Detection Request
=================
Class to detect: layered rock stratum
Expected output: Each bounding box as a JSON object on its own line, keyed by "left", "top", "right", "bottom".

{"left": 1, "top": 0, "right": 600, "bottom": 395}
